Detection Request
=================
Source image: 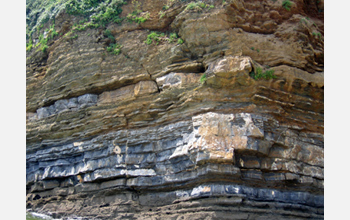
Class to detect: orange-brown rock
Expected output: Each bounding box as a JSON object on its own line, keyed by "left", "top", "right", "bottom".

{"left": 26, "top": 0, "right": 324, "bottom": 219}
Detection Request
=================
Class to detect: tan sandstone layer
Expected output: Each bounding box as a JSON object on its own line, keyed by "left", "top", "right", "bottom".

{"left": 26, "top": 0, "right": 324, "bottom": 219}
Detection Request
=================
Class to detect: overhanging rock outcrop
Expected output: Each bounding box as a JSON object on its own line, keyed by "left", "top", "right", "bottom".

{"left": 26, "top": 0, "right": 324, "bottom": 219}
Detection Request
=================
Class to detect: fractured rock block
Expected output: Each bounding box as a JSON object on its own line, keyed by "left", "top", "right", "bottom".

{"left": 78, "top": 94, "right": 98, "bottom": 107}
{"left": 43, "top": 180, "right": 60, "bottom": 190}
{"left": 134, "top": 81, "right": 158, "bottom": 97}
{"left": 98, "top": 84, "right": 135, "bottom": 104}
{"left": 205, "top": 56, "right": 253, "bottom": 87}
{"left": 36, "top": 107, "right": 50, "bottom": 119}
{"left": 54, "top": 99, "right": 69, "bottom": 113}
{"left": 156, "top": 72, "right": 200, "bottom": 90}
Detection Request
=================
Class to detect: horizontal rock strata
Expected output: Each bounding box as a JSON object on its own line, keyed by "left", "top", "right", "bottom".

{"left": 26, "top": 0, "right": 324, "bottom": 219}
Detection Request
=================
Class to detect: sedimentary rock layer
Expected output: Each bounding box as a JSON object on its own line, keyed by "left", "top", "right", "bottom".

{"left": 26, "top": 0, "right": 324, "bottom": 219}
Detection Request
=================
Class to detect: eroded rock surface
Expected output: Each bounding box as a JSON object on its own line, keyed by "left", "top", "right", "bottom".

{"left": 26, "top": 0, "right": 324, "bottom": 219}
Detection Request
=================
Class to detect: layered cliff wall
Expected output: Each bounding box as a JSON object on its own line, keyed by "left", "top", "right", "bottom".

{"left": 26, "top": 0, "right": 324, "bottom": 219}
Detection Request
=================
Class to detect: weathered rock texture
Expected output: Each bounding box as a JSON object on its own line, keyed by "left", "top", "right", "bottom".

{"left": 26, "top": 0, "right": 324, "bottom": 219}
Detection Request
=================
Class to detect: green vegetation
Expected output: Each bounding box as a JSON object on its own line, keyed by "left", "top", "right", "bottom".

{"left": 42, "top": 45, "right": 49, "bottom": 53}
{"left": 145, "top": 32, "right": 184, "bottom": 45}
{"left": 282, "top": 0, "right": 293, "bottom": 11}
{"left": 186, "top": 1, "right": 215, "bottom": 11}
{"left": 312, "top": 32, "right": 323, "bottom": 40}
{"left": 168, "top": 33, "right": 178, "bottom": 43}
{"left": 104, "top": 29, "right": 115, "bottom": 42}
{"left": 26, "top": 39, "right": 33, "bottom": 52}
{"left": 159, "top": 11, "right": 166, "bottom": 18}
{"left": 200, "top": 73, "right": 207, "bottom": 84}
{"left": 103, "top": 29, "right": 122, "bottom": 55}
{"left": 250, "top": 47, "right": 260, "bottom": 53}
{"left": 107, "top": 43, "right": 122, "bottom": 55}
{"left": 70, "top": 34, "right": 78, "bottom": 40}
{"left": 26, "top": 0, "right": 69, "bottom": 38}
{"left": 127, "top": 0, "right": 150, "bottom": 24}
{"left": 300, "top": 18, "right": 308, "bottom": 25}
{"left": 250, "top": 67, "right": 277, "bottom": 80}
{"left": 127, "top": 11, "right": 150, "bottom": 24}
{"left": 163, "top": 5, "right": 170, "bottom": 10}
{"left": 27, "top": 24, "right": 59, "bottom": 53}
{"left": 26, "top": 0, "right": 127, "bottom": 40}
{"left": 26, "top": 0, "right": 128, "bottom": 53}
{"left": 145, "top": 32, "right": 162, "bottom": 45}
{"left": 66, "top": 0, "right": 126, "bottom": 26}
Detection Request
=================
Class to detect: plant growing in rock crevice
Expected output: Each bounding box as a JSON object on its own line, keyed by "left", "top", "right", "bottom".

{"left": 312, "top": 32, "right": 323, "bottom": 40}
{"left": 282, "top": 0, "right": 293, "bottom": 11}
{"left": 66, "top": 0, "right": 127, "bottom": 27}
{"left": 186, "top": 1, "right": 215, "bottom": 11}
{"left": 30, "top": 24, "right": 59, "bottom": 53}
{"left": 250, "top": 67, "right": 277, "bottom": 80}
{"left": 127, "top": 0, "right": 150, "bottom": 24}
{"left": 107, "top": 43, "right": 122, "bottom": 55}
{"left": 145, "top": 32, "right": 184, "bottom": 45}
{"left": 103, "top": 29, "right": 122, "bottom": 55}
{"left": 200, "top": 73, "right": 207, "bottom": 84}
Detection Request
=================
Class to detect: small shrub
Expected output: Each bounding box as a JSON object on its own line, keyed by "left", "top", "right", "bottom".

{"left": 313, "top": 32, "right": 323, "bottom": 40}
{"left": 168, "top": 32, "right": 178, "bottom": 43}
{"left": 86, "top": 22, "right": 100, "bottom": 29}
{"left": 300, "top": 18, "right": 307, "bottom": 24}
{"left": 145, "top": 32, "right": 182, "bottom": 45}
{"left": 186, "top": 1, "right": 214, "bottom": 11}
{"left": 42, "top": 45, "right": 48, "bottom": 53}
{"left": 128, "top": 0, "right": 150, "bottom": 24}
{"left": 50, "top": 26, "right": 59, "bottom": 39}
{"left": 200, "top": 73, "right": 207, "bottom": 84}
{"left": 251, "top": 67, "right": 277, "bottom": 80}
{"left": 177, "top": 38, "right": 184, "bottom": 44}
{"left": 199, "top": 2, "right": 206, "bottom": 8}
{"left": 127, "top": 11, "right": 150, "bottom": 24}
{"left": 263, "top": 69, "right": 276, "bottom": 79}
{"left": 159, "top": 11, "right": 166, "bottom": 18}
{"left": 252, "top": 67, "right": 263, "bottom": 80}
{"left": 26, "top": 40, "right": 33, "bottom": 52}
{"left": 75, "top": 24, "right": 86, "bottom": 31}
{"left": 186, "top": 2, "right": 197, "bottom": 10}
{"left": 145, "top": 32, "right": 161, "bottom": 45}
{"left": 66, "top": 0, "right": 126, "bottom": 27}
{"left": 104, "top": 29, "right": 115, "bottom": 42}
{"left": 106, "top": 43, "right": 122, "bottom": 55}
{"left": 282, "top": 0, "right": 293, "bottom": 11}
{"left": 70, "top": 34, "right": 78, "bottom": 40}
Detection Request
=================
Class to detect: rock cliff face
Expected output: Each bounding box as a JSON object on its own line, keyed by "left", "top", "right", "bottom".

{"left": 26, "top": 0, "right": 324, "bottom": 219}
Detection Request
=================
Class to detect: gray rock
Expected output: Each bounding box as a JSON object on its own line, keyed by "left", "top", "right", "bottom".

{"left": 36, "top": 107, "right": 50, "bottom": 119}
{"left": 78, "top": 94, "right": 98, "bottom": 106}
{"left": 43, "top": 180, "right": 60, "bottom": 189}
{"left": 54, "top": 99, "right": 69, "bottom": 113}
{"left": 67, "top": 97, "right": 79, "bottom": 109}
